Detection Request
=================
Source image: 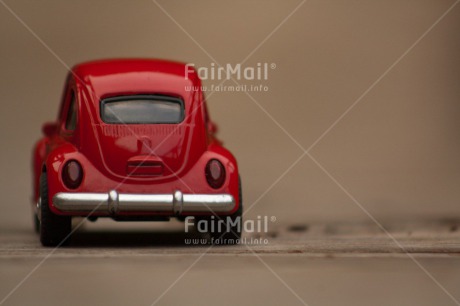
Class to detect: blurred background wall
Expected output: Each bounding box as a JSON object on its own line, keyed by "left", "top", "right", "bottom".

{"left": 1, "top": 0, "right": 459, "bottom": 230}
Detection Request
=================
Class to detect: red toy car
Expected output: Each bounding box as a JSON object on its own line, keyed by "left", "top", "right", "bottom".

{"left": 32, "top": 59, "right": 242, "bottom": 246}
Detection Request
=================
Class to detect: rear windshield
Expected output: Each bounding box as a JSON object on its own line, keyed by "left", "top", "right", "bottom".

{"left": 101, "top": 95, "right": 184, "bottom": 124}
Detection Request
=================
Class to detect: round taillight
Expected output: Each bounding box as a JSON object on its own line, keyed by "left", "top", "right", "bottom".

{"left": 205, "top": 159, "right": 225, "bottom": 189}
{"left": 62, "top": 160, "right": 83, "bottom": 189}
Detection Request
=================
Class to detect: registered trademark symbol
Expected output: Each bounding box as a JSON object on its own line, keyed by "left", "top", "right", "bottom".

{"left": 270, "top": 216, "right": 276, "bottom": 222}
{"left": 270, "top": 63, "right": 276, "bottom": 69}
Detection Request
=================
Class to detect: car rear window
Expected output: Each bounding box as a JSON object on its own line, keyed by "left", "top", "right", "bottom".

{"left": 101, "top": 95, "right": 184, "bottom": 124}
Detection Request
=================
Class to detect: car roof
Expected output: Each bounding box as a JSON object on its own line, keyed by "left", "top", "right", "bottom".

{"left": 71, "top": 59, "right": 200, "bottom": 100}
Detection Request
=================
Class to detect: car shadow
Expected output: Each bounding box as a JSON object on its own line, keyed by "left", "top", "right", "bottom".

{"left": 68, "top": 229, "right": 208, "bottom": 248}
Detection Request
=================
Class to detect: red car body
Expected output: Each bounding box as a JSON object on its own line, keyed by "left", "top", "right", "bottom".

{"left": 32, "top": 59, "right": 241, "bottom": 246}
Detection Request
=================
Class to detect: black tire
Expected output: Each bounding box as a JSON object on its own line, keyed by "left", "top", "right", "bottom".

{"left": 207, "top": 176, "right": 243, "bottom": 245}
{"left": 39, "top": 173, "right": 72, "bottom": 247}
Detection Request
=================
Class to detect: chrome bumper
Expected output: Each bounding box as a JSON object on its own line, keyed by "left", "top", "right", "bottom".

{"left": 53, "top": 190, "right": 235, "bottom": 215}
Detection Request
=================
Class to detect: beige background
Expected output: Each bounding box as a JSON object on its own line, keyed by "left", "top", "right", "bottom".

{"left": 1, "top": 0, "right": 460, "bottom": 231}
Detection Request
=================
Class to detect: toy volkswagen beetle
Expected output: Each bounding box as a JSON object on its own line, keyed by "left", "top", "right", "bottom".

{"left": 32, "top": 59, "right": 242, "bottom": 246}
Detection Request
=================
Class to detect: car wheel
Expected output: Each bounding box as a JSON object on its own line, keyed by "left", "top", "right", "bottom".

{"left": 39, "top": 173, "right": 72, "bottom": 247}
{"left": 207, "top": 176, "right": 243, "bottom": 245}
